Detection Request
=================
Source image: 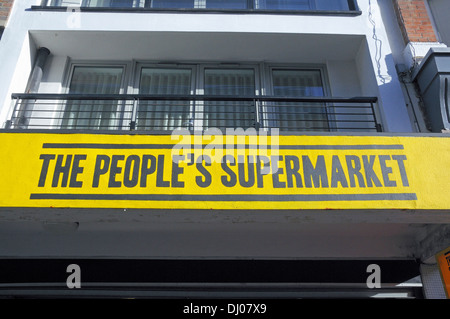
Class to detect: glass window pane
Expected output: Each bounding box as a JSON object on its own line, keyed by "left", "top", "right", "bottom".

{"left": 69, "top": 66, "right": 123, "bottom": 94}
{"left": 149, "top": 0, "right": 195, "bottom": 8}
{"left": 206, "top": 0, "right": 248, "bottom": 9}
{"left": 51, "top": 0, "right": 83, "bottom": 6}
{"left": 84, "top": 0, "right": 134, "bottom": 7}
{"left": 138, "top": 68, "right": 192, "bottom": 130}
{"left": 272, "top": 69, "right": 324, "bottom": 97}
{"left": 109, "top": 0, "right": 134, "bottom": 7}
{"left": 257, "top": 0, "right": 312, "bottom": 10}
{"left": 315, "top": 0, "right": 349, "bottom": 10}
{"left": 257, "top": 0, "right": 350, "bottom": 10}
{"left": 203, "top": 68, "right": 256, "bottom": 129}
{"left": 204, "top": 69, "right": 255, "bottom": 96}
{"left": 63, "top": 66, "right": 123, "bottom": 130}
{"left": 270, "top": 69, "right": 328, "bottom": 132}
{"left": 139, "top": 68, "right": 192, "bottom": 94}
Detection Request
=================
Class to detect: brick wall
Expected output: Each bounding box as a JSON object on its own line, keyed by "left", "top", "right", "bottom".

{"left": 0, "top": 0, "right": 14, "bottom": 26}
{"left": 393, "top": 0, "right": 437, "bottom": 43}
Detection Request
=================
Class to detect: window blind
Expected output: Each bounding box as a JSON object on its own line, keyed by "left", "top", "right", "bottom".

{"left": 269, "top": 69, "right": 328, "bottom": 131}
{"left": 137, "top": 68, "right": 192, "bottom": 130}
{"left": 202, "top": 69, "right": 256, "bottom": 129}
{"left": 62, "top": 66, "right": 123, "bottom": 130}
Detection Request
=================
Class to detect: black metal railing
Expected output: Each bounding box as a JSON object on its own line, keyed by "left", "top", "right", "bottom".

{"left": 7, "top": 93, "right": 381, "bottom": 132}
{"left": 35, "top": 0, "right": 360, "bottom": 14}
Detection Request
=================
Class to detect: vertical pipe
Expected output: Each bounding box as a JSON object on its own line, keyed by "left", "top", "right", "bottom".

{"left": 25, "top": 47, "right": 51, "bottom": 94}
{"left": 14, "top": 47, "right": 50, "bottom": 128}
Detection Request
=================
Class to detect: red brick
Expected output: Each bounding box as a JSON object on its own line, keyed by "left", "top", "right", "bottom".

{"left": 393, "top": 0, "right": 438, "bottom": 43}
{"left": 0, "top": 0, "right": 13, "bottom": 24}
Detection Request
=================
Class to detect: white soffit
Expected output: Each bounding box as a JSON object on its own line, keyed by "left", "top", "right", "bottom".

{"left": 29, "top": 31, "right": 364, "bottom": 63}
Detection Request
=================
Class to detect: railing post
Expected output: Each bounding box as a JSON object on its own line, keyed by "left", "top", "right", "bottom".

{"left": 370, "top": 101, "right": 383, "bottom": 132}
{"left": 254, "top": 98, "right": 261, "bottom": 130}
{"left": 5, "top": 97, "right": 19, "bottom": 129}
{"left": 130, "top": 97, "right": 138, "bottom": 130}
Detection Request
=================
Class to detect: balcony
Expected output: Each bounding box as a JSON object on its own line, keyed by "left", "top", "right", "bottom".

{"left": 7, "top": 93, "right": 381, "bottom": 132}
{"left": 34, "top": 0, "right": 360, "bottom": 15}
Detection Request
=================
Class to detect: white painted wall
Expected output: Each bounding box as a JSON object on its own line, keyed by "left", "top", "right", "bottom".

{"left": 0, "top": 0, "right": 414, "bottom": 132}
{"left": 326, "top": 60, "right": 362, "bottom": 97}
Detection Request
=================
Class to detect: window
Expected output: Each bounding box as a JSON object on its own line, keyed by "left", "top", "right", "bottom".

{"left": 45, "top": 0, "right": 355, "bottom": 11}
{"left": 257, "top": 0, "right": 351, "bottom": 10}
{"left": 61, "top": 62, "right": 334, "bottom": 132}
{"left": 136, "top": 67, "right": 193, "bottom": 130}
{"left": 205, "top": 0, "right": 248, "bottom": 9}
{"left": 262, "top": 68, "right": 328, "bottom": 131}
{"left": 201, "top": 68, "right": 256, "bottom": 129}
{"left": 146, "top": 0, "right": 248, "bottom": 9}
{"left": 87, "top": 0, "right": 134, "bottom": 7}
{"left": 50, "top": 0, "right": 83, "bottom": 5}
{"left": 62, "top": 66, "right": 125, "bottom": 129}
{"left": 50, "top": 0, "right": 134, "bottom": 6}
{"left": 148, "top": 0, "right": 195, "bottom": 9}
{"left": 133, "top": 64, "right": 258, "bottom": 130}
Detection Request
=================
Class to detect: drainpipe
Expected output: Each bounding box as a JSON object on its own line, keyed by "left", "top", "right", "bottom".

{"left": 25, "top": 47, "right": 51, "bottom": 94}
{"left": 13, "top": 47, "right": 50, "bottom": 128}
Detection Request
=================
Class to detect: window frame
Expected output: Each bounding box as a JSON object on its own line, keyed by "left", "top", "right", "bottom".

{"left": 39, "top": 0, "right": 360, "bottom": 15}
{"left": 197, "top": 63, "right": 261, "bottom": 131}
{"left": 61, "top": 60, "right": 131, "bottom": 130}
{"left": 61, "top": 60, "right": 334, "bottom": 132}
{"left": 132, "top": 62, "right": 197, "bottom": 130}
{"left": 263, "top": 64, "right": 335, "bottom": 131}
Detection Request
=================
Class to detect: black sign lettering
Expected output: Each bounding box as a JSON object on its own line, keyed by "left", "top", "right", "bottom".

{"left": 256, "top": 155, "right": 270, "bottom": 188}
{"left": 123, "top": 155, "right": 140, "bottom": 188}
{"left": 285, "top": 155, "right": 302, "bottom": 188}
{"left": 156, "top": 155, "right": 170, "bottom": 187}
{"left": 140, "top": 155, "right": 156, "bottom": 187}
{"left": 379, "top": 155, "right": 396, "bottom": 187}
{"left": 171, "top": 155, "right": 185, "bottom": 188}
{"left": 302, "top": 155, "right": 328, "bottom": 188}
{"left": 392, "top": 155, "right": 409, "bottom": 187}
{"left": 52, "top": 154, "right": 72, "bottom": 188}
{"left": 109, "top": 155, "right": 124, "bottom": 188}
{"left": 69, "top": 154, "right": 86, "bottom": 188}
{"left": 362, "top": 155, "right": 382, "bottom": 187}
{"left": 221, "top": 155, "right": 237, "bottom": 187}
{"left": 92, "top": 155, "right": 110, "bottom": 188}
{"left": 331, "top": 155, "right": 349, "bottom": 188}
{"left": 346, "top": 155, "right": 366, "bottom": 188}
{"left": 36, "top": 150, "right": 411, "bottom": 191}
{"left": 271, "top": 155, "right": 286, "bottom": 188}
{"left": 38, "top": 154, "right": 56, "bottom": 187}
{"left": 196, "top": 155, "right": 211, "bottom": 188}
{"left": 238, "top": 155, "right": 255, "bottom": 188}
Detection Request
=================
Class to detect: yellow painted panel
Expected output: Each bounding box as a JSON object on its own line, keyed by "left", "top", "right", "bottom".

{"left": 0, "top": 132, "right": 449, "bottom": 210}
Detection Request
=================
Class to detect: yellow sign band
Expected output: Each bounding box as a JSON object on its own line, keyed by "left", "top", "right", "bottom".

{"left": 1, "top": 132, "right": 449, "bottom": 210}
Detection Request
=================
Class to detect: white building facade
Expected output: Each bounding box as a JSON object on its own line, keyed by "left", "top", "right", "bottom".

{"left": 0, "top": 0, "right": 448, "bottom": 299}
